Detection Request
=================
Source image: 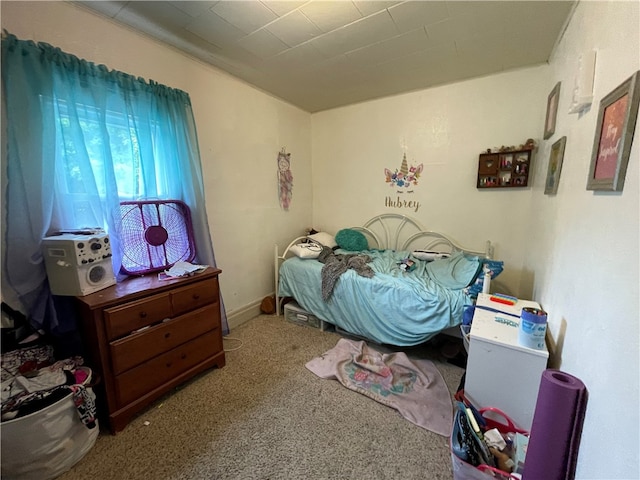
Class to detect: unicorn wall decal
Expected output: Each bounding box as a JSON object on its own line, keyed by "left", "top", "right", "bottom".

{"left": 385, "top": 153, "right": 423, "bottom": 192}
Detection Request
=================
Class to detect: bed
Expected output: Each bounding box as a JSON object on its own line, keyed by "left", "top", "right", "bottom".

{"left": 275, "top": 214, "right": 498, "bottom": 347}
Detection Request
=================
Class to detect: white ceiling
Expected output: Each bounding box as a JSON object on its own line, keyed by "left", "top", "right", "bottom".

{"left": 73, "top": 1, "right": 576, "bottom": 113}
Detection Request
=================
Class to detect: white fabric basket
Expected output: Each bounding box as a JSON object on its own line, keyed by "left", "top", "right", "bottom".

{"left": 1, "top": 384, "right": 98, "bottom": 480}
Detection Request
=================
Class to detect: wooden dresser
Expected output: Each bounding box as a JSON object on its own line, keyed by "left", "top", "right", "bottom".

{"left": 75, "top": 267, "right": 225, "bottom": 433}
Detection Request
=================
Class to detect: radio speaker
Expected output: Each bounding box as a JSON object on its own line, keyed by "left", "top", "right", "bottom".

{"left": 42, "top": 232, "right": 116, "bottom": 296}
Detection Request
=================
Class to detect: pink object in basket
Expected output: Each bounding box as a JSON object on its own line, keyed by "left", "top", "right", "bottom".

{"left": 74, "top": 367, "right": 89, "bottom": 385}
{"left": 451, "top": 400, "right": 529, "bottom": 480}
{"left": 119, "top": 200, "right": 196, "bottom": 275}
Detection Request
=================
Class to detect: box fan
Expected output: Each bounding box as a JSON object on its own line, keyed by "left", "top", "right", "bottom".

{"left": 119, "top": 200, "right": 196, "bottom": 275}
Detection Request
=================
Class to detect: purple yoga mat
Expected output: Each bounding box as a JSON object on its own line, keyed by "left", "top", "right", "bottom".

{"left": 523, "top": 369, "right": 588, "bottom": 480}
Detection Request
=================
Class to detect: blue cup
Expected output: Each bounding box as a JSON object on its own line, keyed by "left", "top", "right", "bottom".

{"left": 518, "top": 307, "right": 547, "bottom": 350}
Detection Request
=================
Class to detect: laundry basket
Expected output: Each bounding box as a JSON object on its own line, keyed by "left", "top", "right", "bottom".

{"left": 0, "top": 369, "right": 99, "bottom": 480}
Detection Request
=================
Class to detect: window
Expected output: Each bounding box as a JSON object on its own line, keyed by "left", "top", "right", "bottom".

{"left": 47, "top": 96, "right": 169, "bottom": 229}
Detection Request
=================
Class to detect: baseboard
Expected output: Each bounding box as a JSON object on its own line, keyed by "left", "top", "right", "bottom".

{"left": 225, "top": 298, "right": 264, "bottom": 332}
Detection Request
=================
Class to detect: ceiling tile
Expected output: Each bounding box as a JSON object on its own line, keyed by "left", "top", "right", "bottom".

{"left": 311, "top": 10, "right": 399, "bottom": 57}
{"left": 396, "top": 57, "right": 459, "bottom": 90}
{"left": 311, "top": 68, "right": 370, "bottom": 89}
{"left": 275, "top": 55, "right": 371, "bottom": 99}
{"left": 345, "top": 28, "right": 431, "bottom": 67}
{"left": 387, "top": 1, "right": 449, "bottom": 32}
{"left": 267, "top": 43, "right": 327, "bottom": 70}
{"left": 401, "top": 52, "right": 501, "bottom": 93}
{"left": 353, "top": 1, "right": 401, "bottom": 17}
{"left": 448, "top": 53, "right": 505, "bottom": 84}
{"left": 169, "top": 1, "right": 217, "bottom": 18}
{"left": 306, "top": 54, "right": 369, "bottom": 79}
{"left": 444, "top": 1, "right": 513, "bottom": 20}
{"left": 299, "top": 1, "right": 363, "bottom": 33}
{"left": 426, "top": 14, "right": 483, "bottom": 44}
{"left": 502, "top": 5, "right": 572, "bottom": 42}
{"left": 212, "top": 1, "right": 278, "bottom": 34}
{"left": 358, "top": 41, "right": 458, "bottom": 77}
{"left": 266, "top": 10, "right": 324, "bottom": 47}
{"left": 260, "top": 1, "right": 308, "bottom": 17}
{"left": 501, "top": 30, "right": 555, "bottom": 69}
{"left": 185, "top": 9, "right": 246, "bottom": 46}
{"left": 455, "top": 32, "right": 505, "bottom": 58}
{"left": 237, "top": 29, "right": 290, "bottom": 59}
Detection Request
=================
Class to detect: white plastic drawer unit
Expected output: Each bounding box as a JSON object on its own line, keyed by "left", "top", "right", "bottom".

{"left": 464, "top": 294, "right": 549, "bottom": 431}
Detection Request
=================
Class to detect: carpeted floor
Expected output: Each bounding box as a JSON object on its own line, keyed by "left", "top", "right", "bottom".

{"left": 58, "top": 315, "right": 466, "bottom": 480}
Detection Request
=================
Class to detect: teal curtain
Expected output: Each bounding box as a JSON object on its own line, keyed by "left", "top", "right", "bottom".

{"left": 1, "top": 33, "right": 227, "bottom": 334}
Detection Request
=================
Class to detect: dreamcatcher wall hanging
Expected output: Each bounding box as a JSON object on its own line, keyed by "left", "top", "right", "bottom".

{"left": 277, "top": 148, "right": 293, "bottom": 210}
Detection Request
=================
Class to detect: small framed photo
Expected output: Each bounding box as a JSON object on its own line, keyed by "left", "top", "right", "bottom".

{"left": 545, "top": 136, "right": 567, "bottom": 195}
{"left": 499, "top": 154, "right": 513, "bottom": 169}
{"left": 544, "top": 82, "right": 561, "bottom": 140}
{"left": 587, "top": 70, "right": 640, "bottom": 191}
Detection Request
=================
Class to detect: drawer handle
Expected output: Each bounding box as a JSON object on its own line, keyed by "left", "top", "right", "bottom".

{"left": 139, "top": 311, "right": 147, "bottom": 318}
{"left": 164, "top": 332, "right": 171, "bottom": 339}
{"left": 166, "top": 362, "right": 172, "bottom": 368}
{"left": 181, "top": 353, "right": 187, "bottom": 360}
{"left": 192, "top": 294, "right": 200, "bottom": 300}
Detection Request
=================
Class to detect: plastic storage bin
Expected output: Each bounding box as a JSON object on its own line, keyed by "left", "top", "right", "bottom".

{"left": 284, "top": 302, "right": 328, "bottom": 331}
{"left": 1, "top": 373, "right": 98, "bottom": 480}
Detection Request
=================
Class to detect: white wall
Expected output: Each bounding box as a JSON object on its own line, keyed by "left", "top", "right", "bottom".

{"left": 527, "top": 1, "right": 639, "bottom": 478}
{"left": 0, "top": 1, "right": 313, "bottom": 323}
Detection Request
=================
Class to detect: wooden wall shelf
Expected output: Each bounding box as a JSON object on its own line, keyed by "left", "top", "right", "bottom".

{"left": 477, "top": 149, "right": 533, "bottom": 189}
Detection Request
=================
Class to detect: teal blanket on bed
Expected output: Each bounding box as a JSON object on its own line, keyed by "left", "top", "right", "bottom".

{"left": 278, "top": 249, "right": 481, "bottom": 346}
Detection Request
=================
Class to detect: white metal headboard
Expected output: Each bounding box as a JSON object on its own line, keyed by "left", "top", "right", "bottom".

{"left": 351, "top": 214, "right": 424, "bottom": 250}
{"left": 352, "top": 213, "right": 493, "bottom": 258}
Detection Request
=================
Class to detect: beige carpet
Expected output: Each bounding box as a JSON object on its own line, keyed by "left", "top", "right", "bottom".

{"left": 58, "top": 315, "right": 465, "bottom": 480}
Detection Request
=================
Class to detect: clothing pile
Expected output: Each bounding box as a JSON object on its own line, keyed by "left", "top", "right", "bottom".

{"left": 1, "top": 344, "right": 96, "bottom": 427}
{"left": 1, "top": 343, "right": 99, "bottom": 480}
{"left": 318, "top": 246, "right": 374, "bottom": 301}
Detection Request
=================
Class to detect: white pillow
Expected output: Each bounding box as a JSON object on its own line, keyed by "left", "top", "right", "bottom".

{"left": 307, "top": 232, "right": 337, "bottom": 248}
{"left": 289, "top": 243, "right": 323, "bottom": 259}
{"left": 412, "top": 250, "right": 451, "bottom": 261}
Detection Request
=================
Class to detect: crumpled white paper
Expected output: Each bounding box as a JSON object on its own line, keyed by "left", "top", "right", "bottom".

{"left": 165, "top": 261, "right": 208, "bottom": 278}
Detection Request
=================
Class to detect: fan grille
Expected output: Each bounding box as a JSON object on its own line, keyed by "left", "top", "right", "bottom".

{"left": 119, "top": 200, "right": 196, "bottom": 275}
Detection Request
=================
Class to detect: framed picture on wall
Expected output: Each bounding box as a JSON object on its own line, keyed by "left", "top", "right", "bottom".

{"left": 545, "top": 136, "right": 567, "bottom": 195}
{"left": 587, "top": 70, "right": 640, "bottom": 192}
{"left": 544, "top": 82, "right": 561, "bottom": 140}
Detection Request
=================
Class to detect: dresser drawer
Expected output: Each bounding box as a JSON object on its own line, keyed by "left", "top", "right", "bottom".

{"left": 109, "top": 304, "right": 221, "bottom": 375}
{"left": 104, "top": 293, "right": 171, "bottom": 341}
{"left": 114, "top": 330, "right": 222, "bottom": 407}
{"left": 172, "top": 277, "right": 219, "bottom": 317}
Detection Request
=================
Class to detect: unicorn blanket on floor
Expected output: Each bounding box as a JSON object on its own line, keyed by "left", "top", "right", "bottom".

{"left": 305, "top": 338, "right": 453, "bottom": 436}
